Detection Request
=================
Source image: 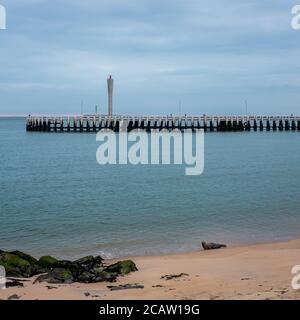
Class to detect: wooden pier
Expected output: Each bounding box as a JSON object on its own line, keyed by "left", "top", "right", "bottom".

{"left": 26, "top": 115, "right": 300, "bottom": 132}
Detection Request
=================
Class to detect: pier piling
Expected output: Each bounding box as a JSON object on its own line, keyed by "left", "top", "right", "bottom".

{"left": 26, "top": 115, "right": 300, "bottom": 134}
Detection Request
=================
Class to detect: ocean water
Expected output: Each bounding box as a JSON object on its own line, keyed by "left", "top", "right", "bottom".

{"left": 0, "top": 118, "right": 300, "bottom": 260}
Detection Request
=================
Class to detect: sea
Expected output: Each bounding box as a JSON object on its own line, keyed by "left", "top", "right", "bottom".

{"left": 1, "top": 117, "right": 300, "bottom": 259}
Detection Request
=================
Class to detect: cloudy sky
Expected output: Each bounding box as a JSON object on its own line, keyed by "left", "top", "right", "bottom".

{"left": 0, "top": 0, "right": 299, "bottom": 115}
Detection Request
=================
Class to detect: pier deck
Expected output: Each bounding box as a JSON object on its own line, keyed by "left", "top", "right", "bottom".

{"left": 26, "top": 115, "right": 300, "bottom": 132}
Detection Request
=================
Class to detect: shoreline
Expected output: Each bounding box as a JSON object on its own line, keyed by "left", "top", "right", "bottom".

{"left": 102, "top": 235, "right": 300, "bottom": 261}
{"left": 5, "top": 234, "right": 299, "bottom": 262}
{"left": 1, "top": 238, "right": 300, "bottom": 300}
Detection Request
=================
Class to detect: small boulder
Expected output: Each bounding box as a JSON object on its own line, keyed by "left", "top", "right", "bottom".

{"left": 75, "top": 255, "right": 103, "bottom": 268}
{"left": 77, "top": 271, "right": 93, "bottom": 283}
{"left": 104, "top": 260, "right": 138, "bottom": 275}
{"left": 161, "top": 273, "right": 189, "bottom": 280}
{"left": 201, "top": 241, "right": 227, "bottom": 250}
{"left": 6, "top": 279, "right": 24, "bottom": 288}
{"left": 7, "top": 294, "right": 21, "bottom": 300}
{"left": 38, "top": 256, "right": 59, "bottom": 269}
{"left": 9, "top": 251, "right": 37, "bottom": 265}
{"left": 35, "top": 268, "right": 74, "bottom": 284}
{"left": 0, "top": 251, "right": 38, "bottom": 278}
{"left": 93, "top": 271, "right": 118, "bottom": 283}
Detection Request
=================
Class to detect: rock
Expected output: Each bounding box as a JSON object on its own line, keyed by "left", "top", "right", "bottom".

{"left": 38, "top": 256, "right": 59, "bottom": 269}
{"left": 35, "top": 268, "right": 74, "bottom": 284}
{"left": 0, "top": 250, "right": 137, "bottom": 285}
{"left": 152, "top": 285, "right": 164, "bottom": 288}
{"left": 104, "top": 260, "right": 138, "bottom": 275}
{"left": 0, "top": 251, "right": 39, "bottom": 278}
{"left": 93, "top": 271, "right": 118, "bottom": 283}
{"left": 57, "top": 260, "right": 79, "bottom": 274}
{"left": 77, "top": 270, "right": 117, "bottom": 283}
{"left": 161, "top": 273, "right": 189, "bottom": 280}
{"left": 6, "top": 279, "right": 24, "bottom": 288}
{"left": 7, "top": 294, "right": 21, "bottom": 300}
{"left": 107, "top": 283, "right": 144, "bottom": 291}
{"left": 73, "top": 255, "right": 105, "bottom": 281}
{"left": 9, "top": 251, "right": 37, "bottom": 265}
{"left": 77, "top": 271, "right": 93, "bottom": 283}
{"left": 201, "top": 241, "right": 227, "bottom": 250}
{"left": 75, "top": 256, "right": 103, "bottom": 270}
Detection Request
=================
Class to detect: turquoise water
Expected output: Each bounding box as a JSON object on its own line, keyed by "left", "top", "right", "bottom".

{"left": 0, "top": 118, "right": 300, "bottom": 259}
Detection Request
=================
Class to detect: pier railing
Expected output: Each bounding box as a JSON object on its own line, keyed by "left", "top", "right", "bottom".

{"left": 26, "top": 115, "right": 300, "bottom": 132}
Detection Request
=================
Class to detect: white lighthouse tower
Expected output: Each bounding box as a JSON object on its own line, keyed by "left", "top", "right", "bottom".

{"left": 0, "top": 5, "right": 6, "bottom": 30}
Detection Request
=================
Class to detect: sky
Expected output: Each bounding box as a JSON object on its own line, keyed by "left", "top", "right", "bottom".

{"left": 0, "top": 0, "right": 300, "bottom": 116}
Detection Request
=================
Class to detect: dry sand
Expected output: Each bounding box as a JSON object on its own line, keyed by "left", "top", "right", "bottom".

{"left": 1, "top": 239, "right": 300, "bottom": 300}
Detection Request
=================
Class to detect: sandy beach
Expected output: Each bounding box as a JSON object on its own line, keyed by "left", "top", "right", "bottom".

{"left": 1, "top": 239, "right": 300, "bottom": 300}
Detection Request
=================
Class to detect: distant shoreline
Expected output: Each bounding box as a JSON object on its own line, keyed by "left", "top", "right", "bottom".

{"left": 0, "top": 115, "right": 26, "bottom": 118}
